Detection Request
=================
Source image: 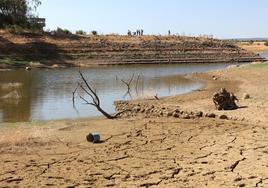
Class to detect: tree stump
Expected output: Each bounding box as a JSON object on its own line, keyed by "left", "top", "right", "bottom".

{"left": 213, "top": 88, "right": 238, "bottom": 110}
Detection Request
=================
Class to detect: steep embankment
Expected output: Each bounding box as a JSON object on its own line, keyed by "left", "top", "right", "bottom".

{"left": 0, "top": 30, "right": 264, "bottom": 68}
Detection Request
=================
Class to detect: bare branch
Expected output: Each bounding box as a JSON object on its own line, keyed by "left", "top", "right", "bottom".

{"left": 75, "top": 71, "right": 116, "bottom": 119}
{"left": 79, "top": 70, "right": 100, "bottom": 105}
{"left": 79, "top": 95, "right": 90, "bottom": 105}
{"left": 113, "top": 109, "right": 132, "bottom": 118}
{"left": 154, "top": 94, "right": 160, "bottom": 100}
{"left": 123, "top": 90, "right": 132, "bottom": 99}
{"left": 72, "top": 85, "right": 79, "bottom": 103}
{"left": 78, "top": 83, "right": 98, "bottom": 104}
{"left": 135, "top": 74, "right": 140, "bottom": 92}
{"left": 121, "top": 73, "right": 135, "bottom": 93}
{"left": 129, "top": 73, "right": 135, "bottom": 84}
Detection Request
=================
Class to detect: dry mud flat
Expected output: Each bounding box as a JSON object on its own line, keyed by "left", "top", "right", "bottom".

{"left": 0, "top": 63, "right": 268, "bottom": 187}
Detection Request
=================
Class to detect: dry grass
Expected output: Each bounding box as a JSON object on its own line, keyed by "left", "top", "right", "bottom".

{"left": 0, "top": 29, "right": 217, "bottom": 46}
{"left": 238, "top": 41, "right": 268, "bottom": 52}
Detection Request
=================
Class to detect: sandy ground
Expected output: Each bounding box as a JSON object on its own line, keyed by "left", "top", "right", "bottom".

{"left": 238, "top": 42, "right": 268, "bottom": 53}
{"left": 0, "top": 63, "right": 268, "bottom": 187}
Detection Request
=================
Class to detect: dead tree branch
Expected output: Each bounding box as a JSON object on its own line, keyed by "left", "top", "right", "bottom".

{"left": 121, "top": 73, "right": 135, "bottom": 93}
{"left": 135, "top": 74, "right": 141, "bottom": 93}
{"left": 77, "top": 71, "right": 118, "bottom": 119}
{"left": 72, "top": 85, "right": 78, "bottom": 103}
{"left": 154, "top": 94, "right": 160, "bottom": 100}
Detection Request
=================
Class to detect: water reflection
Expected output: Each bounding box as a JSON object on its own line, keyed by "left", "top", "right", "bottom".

{"left": 260, "top": 52, "right": 268, "bottom": 60}
{"left": 0, "top": 63, "right": 231, "bottom": 122}
{"left": 0, "top": 71, "right": 34, "bottom": 122}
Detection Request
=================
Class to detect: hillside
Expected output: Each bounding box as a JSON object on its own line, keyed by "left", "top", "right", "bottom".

{"left": 0, "top": 30, "right": 264, "bottom": 68}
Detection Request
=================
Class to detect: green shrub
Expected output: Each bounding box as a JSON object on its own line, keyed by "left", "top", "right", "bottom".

{"left": 91, "top": 30, "right": 98, "bottom": 36}
{"left": 264, "top": 41, "right": 268, "bottom": 46}
{"left": 248, "top": 40, "right": 254, "bottom": 45}
{"left": 5, "top": 25, "right": 25, "bottom": 34}
{"left": 76, "top": 30, "right": 87, "bottom": 35}
{"left": 56, "top": 27, "right": 72, "bottom": 35}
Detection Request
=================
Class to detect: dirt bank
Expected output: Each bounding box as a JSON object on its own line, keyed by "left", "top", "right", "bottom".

{"left": 238, "top": 41, "right": 268, "bottom": 53}
{"left": 0, "top": 30, "right": 264, "bottom": 69}
{"left": 0, "top": 62, "right": 267, "bottom": 187}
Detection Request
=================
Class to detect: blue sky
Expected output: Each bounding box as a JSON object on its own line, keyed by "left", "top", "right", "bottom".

{"left": 38, "top": 0, "right": 268, "bottom": 39}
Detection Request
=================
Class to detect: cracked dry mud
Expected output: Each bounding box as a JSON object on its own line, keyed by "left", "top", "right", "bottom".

{"left": 0, "top": 63, "right": 268, "bottom": 187}
{"left": 0, "top": 119, "right": 267, "bottom": 187}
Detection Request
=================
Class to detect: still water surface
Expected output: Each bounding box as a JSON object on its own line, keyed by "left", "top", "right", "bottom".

{"left": 0, "top": 63, "right": 244, "bottom": 123}
{"left": 259, "top": 52, "right": 268, "bottom": 60}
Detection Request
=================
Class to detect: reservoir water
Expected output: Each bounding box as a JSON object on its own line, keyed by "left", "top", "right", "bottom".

{"left": 0, "top": 62, "right": 253, "bottom": 123}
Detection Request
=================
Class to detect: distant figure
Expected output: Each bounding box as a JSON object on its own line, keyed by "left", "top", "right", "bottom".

{"left": 133, "top": 32, "right": 136, "bottom": 36}
{"left": 141, "top": 29, "right": 144, "bottom": 36}
{"left": 168, "top": 30, "right": 171, "bottom": 36}
{"left": 136, "top": 29, "right": 140, "bottom": 36}
{"left": 127, "top": 30, "right": 132, "bottom": 36}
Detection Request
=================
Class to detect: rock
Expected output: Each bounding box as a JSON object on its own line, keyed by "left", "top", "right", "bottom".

{"left": 195, "top": 111, "right": 203, "bottom": 117}
{"left": 206, "top": 113, "right": 216, "bottom": 118}
{"left": 167, "top": 112, "right": 173, "bottom": 117}
{"left": 132, "top": 106, "right": 141, "bottom": 113}
{"left": 219, "top": 115, "right": 228, "bottom": 120}
{"left": 162, "top": 111, "right": 169, "bottom": 117}
{"left": 145, "top": 108, "right": 151, "bottom": 113}
{"left": 173, "top": 112, "right": 180, "bottom": 118}
{"left": 212, "top": 75, "right": 217, "bottom": 80}
{"left": 243, "top": 93, "right": 250, "bottom": 99}
{"left": 238, "top": 183, "right": 246, "bottom": 187}
{"left": 182, "top": 114, "right": 191, "bottom": 119}
{"left": 173, "top": 109, "right": 180, "bottom": 113}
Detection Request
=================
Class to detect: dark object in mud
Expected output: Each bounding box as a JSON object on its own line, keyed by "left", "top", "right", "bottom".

{"left": 213, "top": 88, "right": 238, "bottom": 110}
{"left": 205, "top": 113, "right": 216, "bottom": 118}
{"left": 86, "top": 133, "right": 101, "bottom": 143}
{"left": 219, "top": 114, "right": 228, "bottom": 120}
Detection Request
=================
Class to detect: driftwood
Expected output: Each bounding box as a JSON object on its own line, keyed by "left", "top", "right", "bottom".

{"left": 213, "top": 88, "right": 238, "bottom": 110}
{"left": 75, "top": 71, "right": 129, "bottom": 119}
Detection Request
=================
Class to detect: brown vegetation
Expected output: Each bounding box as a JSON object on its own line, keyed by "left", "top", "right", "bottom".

{"left": 0, "top": 30, "right": 264, "bottom": 68}
{"left": 238, "top": 41, "right": 268, "bottom": 52}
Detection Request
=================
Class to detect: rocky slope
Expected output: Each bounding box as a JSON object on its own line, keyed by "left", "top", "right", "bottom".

{"left": 0, "top": 30, "right": 264, "bottom": 68}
